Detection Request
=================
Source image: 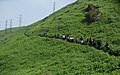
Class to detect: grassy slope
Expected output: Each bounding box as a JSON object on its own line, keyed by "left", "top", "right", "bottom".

{"left": 0, "top": 0, "right": 120, "bottom": 75}
{"left": 27, "top": 0, "right": 120, "bottom": 51}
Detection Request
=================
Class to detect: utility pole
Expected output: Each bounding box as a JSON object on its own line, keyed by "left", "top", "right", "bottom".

{"left": 5, "top": 20, "right": 8, "bottom": 34}
{"left": 19, "top": 15, "right": 22, "bottom": 27}
{"left": 53, "top": 2, "right": 56, "bottom": 12}
{"left": 10, "top": 19, "right": 12, "bottom": 32}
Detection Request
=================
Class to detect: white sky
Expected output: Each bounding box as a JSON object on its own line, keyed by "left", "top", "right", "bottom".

{"left": 0, "top": 0, "right": 77, "bottom": 30}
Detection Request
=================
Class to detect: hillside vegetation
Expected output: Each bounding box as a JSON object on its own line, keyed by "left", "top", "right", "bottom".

{"left": 0, "top": 0, "right": 120, "bottom": 75}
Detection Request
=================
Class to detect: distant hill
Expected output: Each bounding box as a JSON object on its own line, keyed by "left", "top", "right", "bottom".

{"left": 0, "top": 0, "right": 120, "bottom": 75}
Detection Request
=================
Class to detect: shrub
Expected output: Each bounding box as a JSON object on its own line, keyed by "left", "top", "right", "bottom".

{"left": 85, "top": 9, "right": 101, "bottom": 23}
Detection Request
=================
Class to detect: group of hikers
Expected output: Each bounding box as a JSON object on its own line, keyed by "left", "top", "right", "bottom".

{"left": 53, "top": 34, "right": 110, "bottom": 52}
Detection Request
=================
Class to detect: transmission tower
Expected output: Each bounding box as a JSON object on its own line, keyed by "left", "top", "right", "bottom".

{"left": 0, "top": 22, "right": 1, "bottom": 29}
{"left": 19, "top": 15, "right": 22, "bottom": 27}
{"left": 10, "top": 19, "right": 12, "bottom": 32}
{"left": 53, "top": 2, "right": 56, "bottom": 12}
{"left": 5, "top": 20, "right": 8, "bottom": 34}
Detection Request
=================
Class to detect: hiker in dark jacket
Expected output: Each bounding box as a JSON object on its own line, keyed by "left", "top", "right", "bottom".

{"left": 80, "top": 37, "right": 84, "bottom": 45}
{"left": 93, "top": 39, "right": 97, "bottom": 48}
{"left": 97, "top": 40, "right": 101, "bottom": 49}
{"left": 85, "top": 37, "right": 89, "bottom": 44}
{"left": 103, "top": 42, "right": 110, "bottom": 52}
{"left": 89, "top": 37, "right": 93, "bottom": 46}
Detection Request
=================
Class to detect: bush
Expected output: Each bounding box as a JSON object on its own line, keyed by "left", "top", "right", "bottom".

{"left": 85, "top": 9, "right": 101, "bottom": 23}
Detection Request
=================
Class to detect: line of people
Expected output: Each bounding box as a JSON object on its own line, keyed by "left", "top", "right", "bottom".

{"left": 54, "top": 34, "right": 110, "bottom": 53}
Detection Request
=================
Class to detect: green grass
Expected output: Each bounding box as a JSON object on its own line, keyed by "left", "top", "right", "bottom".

{"left": 1, "top": 36, "right": 120, "bottom": 75}
{"left": 0, "top": 0, "right": 120, "bottom": 75}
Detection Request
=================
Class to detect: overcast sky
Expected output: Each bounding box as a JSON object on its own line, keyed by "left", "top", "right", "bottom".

{"left": 0, "top": 0, "right": 77, "bottom": 30}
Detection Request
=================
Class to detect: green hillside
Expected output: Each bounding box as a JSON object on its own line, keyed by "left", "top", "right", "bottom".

{"left": 0, "top": 0, "right": 120, "bottom": 75}
{"left": 27, "top": 0, "right": 120, "bottom": 53}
